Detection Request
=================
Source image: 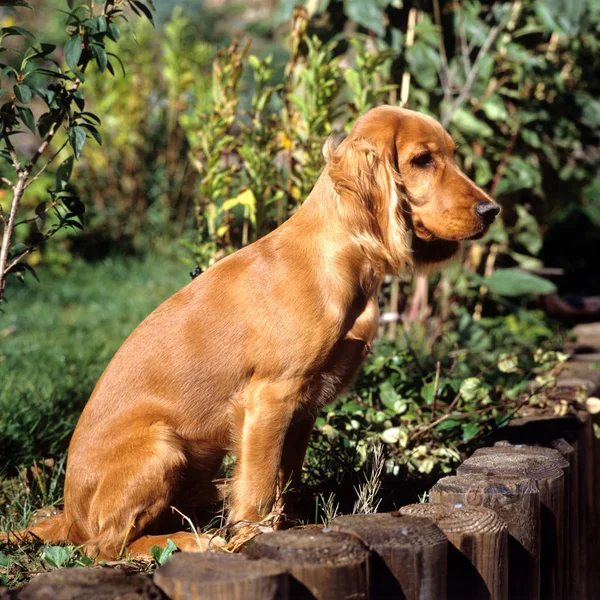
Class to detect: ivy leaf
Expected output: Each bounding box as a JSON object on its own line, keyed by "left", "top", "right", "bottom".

{"left": 379, "top": 380, "right": 401, "bottom": 411}
{"left": 461, "top": 422, "right": 480, "bottom": 442}
{"left": 64, "top": 34, "right": 83, "bottom": 71}
{"left": 459, "top": 377, "right": 483, "bottom": 402}
{"left": 435, "top": 418, "right": 461, "bottom": 432}
{"left": 149, "top": 539, "right": 177, "bottom": 565}
{"left": 68, "top": 125, "right": 86, "bottom": 159}
{"left": 41, "top": 546, "right": 71, "bottom": 568}
{"left": 498, "top": 353, "right": 519, "bottom": 373}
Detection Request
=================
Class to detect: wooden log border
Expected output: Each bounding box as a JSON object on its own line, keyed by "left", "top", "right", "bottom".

{"left": 7, "top": 338, "right": 600, "bottom": 600}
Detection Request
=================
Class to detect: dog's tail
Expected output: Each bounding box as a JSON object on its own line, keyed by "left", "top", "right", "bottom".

{"left": 0, "top": 512, "right": 67, "bottom": 545}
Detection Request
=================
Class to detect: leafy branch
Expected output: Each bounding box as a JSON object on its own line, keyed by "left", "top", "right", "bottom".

{"left": 0, "top": 0, "right": 154, "bottom": 306}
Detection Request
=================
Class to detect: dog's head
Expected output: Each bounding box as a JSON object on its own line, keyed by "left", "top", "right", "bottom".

{"left": 326, "top": 106, "right": 499, "bottom": 273}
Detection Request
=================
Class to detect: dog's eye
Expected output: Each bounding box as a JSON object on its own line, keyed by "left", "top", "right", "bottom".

{"left": 411, "top": 152, "right": 434, "bottom": 167}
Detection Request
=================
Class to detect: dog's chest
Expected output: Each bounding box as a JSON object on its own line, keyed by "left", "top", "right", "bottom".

{"left": 308, "top": 298, "right": 379, "bottom": 408}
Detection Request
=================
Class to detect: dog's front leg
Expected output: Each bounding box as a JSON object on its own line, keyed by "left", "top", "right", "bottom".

{"left": 229, "top": 388, "right": 296, "bottom": 525}
{"left": 279, "top": 410, "right": 315, "bottom": 496}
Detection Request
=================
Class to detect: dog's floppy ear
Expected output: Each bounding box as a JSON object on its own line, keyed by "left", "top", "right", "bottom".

{"left": 326, "top": 136, "right": 412, "bottom": 274}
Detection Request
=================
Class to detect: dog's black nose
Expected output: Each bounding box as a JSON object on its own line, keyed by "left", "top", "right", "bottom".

{"left": 475, "top": 201, "right": 500, "bottom": 224}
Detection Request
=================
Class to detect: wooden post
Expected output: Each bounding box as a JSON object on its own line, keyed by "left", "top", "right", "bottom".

{"left": 576, "top": 409, "right": 597, "bottom": 599}
{"left": 431, "top": 474, "right": 539, "bottom": 600}
{"left": 457, "top": 451, "right": 565, "bottom": 600}
{"left": 331, "top": 513, "right": 447, "bottom": 600}
{"left": 153, "top": 553, "right": 289, "bottom": 600}
{"left": 399, "top": 503, "right": 508, "bottom": 600}
{"left": 12, "top": 567, "right": 163, "bottom": 600}
{"left": 493, "top": 437, "right": 577, "bottom": 600}
{"left": 244, "top": 528, "right": 369, "bottom": 600}
{"left": 473, "top": 445, "right": 571, "bottom": 598}
{"left": 493, "top": 414, "right": 583, "bottom": 599}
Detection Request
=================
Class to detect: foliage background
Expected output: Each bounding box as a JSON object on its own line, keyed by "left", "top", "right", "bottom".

{"left": 0, "top": 0, "right": 597, "bottom": 582}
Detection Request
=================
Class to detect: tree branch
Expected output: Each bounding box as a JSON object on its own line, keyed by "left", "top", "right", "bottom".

{"left": 25, "top": 140, "right": 69, "bottom": 189}
{"left": 442, "top": 20, "right": 504, "bottom": 127}
{"left": 2, "top": 129, "right": 22, "bottom": 174}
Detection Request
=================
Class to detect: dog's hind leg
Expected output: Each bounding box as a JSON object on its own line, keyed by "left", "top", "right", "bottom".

{"left": 126, "top": 531, "right": 223, "bottom": 558}
{"left": 66, "top": 420, "right": 219, "bottom": 559}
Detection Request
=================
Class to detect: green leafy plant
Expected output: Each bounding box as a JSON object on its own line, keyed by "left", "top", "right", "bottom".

{"left": 149, "top": 538, "right": 177, "bottom": 566}
{"left": 0, "top": 0, "right": 154, "bottom": 305}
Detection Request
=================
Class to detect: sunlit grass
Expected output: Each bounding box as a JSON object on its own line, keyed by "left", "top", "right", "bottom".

{"left": 0, "top": 252, "right": 189, "bottom": 473}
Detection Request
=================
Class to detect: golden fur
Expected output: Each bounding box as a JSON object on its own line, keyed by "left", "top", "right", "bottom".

{"left": 2, "top": 106, "right": 498, "bottom": 558}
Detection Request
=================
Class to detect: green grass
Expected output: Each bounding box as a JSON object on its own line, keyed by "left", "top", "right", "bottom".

{"left": 0, "top": 252, "right": 190, "bottom": 474}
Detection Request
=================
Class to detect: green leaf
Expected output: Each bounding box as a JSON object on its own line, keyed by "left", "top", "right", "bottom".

{"left": 343, "top": 69, "right": 361, "bottom": 94}
{"left": 41, "top": 545, "right": 71, "bottom": 568}
{"left": 56, "top": 156, "right": 74, "bottom": 191}
{"left": 0, "top": 65, "right": 17, "bottom": 79}
{"left": 498, "top": 353, "right": 519, "bottom": 373}
{"left": 9, "top": 243, "right": 27, "bottom": 257}
{"left": 14, "top": 83, "right": 32, "bottom": 104}
{"left": 37, "top": 112, "right": 55, "bottom": 138}
{"left": 451, "top": 107, "right": 494, "bottom": 138}
{"left": 459, "top": 377, "right": 483, "bottom": 402}
{"left": 131, "top": 1, "right": 154, "bottom": 25}
{"left": 461, "top": 422, "right": 480, "bottom": 442}
{"left": 91, "top": 43, "right": 107, "bottom": 73}
{"left": 344, "top": 0, "right": 385, "bottom": 37}
{"left": 68, "top": 125, "right": 86, "bottom": 159}
{"left": 378, "top": 381, "right": 407, "bottom": 414}
{"left": 63, "top": 196, "right": 85, "bottom": 215}
{"left": 149, "top": 539, "right": 177, "bottom": 565}
{"left": 248, "top": 54, "right": 261, "bottom": 70}
{"left": 484, "top": 268, "right": 557, "bottom": 297}
{"left": 8, "top": 262, "right": 40, "bottom": 281}
{"left": 0, "top": 552, "right": 9, "bottom": 567}
{"left": 480, "top": 96, "right": 508, "bottom": 121}
{"left": 379, "top": 380, "right": 400, "bottom": 410}
{"left": 64, "top": 35, "right": 83, "bottom": 71}
{"left": 16, "top": 105, "right": 35, "bottom": 132}
{"left": 107, "top": 22, "right": 120, "bottom": 42}
{"left": 79, "top": 123, "right": 101, "bottom": 145}
{"left": 435, "top": 418, "right": 460, "bottom": 432}
{"left": 420, "top": 381, "right": 436, "bottom": 405}
{"left": 0, "top": 25, "right": 34, "bottom": 40}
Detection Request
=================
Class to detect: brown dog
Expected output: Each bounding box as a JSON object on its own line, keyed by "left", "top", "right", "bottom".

{"left": 3, "top": 106, "right": 498, "bottom": 558}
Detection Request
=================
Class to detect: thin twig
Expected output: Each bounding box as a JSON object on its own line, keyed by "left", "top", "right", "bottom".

{"left": 2, "top": 129, "right": 22, "bottom": 174}
{"left": 458, "top": 10, "right": 471, "bottom": 74}
{"left": 1, "top": 177, "right": 14, "bottom": 188}
{"left": 25, "top": 140, "right": 69, "bottom": 189}
{"left": 170, "top": 506, "right": 205, "bottom": 550}
{"left": 432, "top": 0, "right": 451, "bottom": 104}
{"left": 431, "top": 361, "right": 441, "bottom": 418}
{"left": 442, "top": 20, "right": 504, "bottom": 127}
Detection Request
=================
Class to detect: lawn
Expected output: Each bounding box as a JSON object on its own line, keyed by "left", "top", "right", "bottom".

{"left": 0, "top": 252, "right": 190, "bottom": 475}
